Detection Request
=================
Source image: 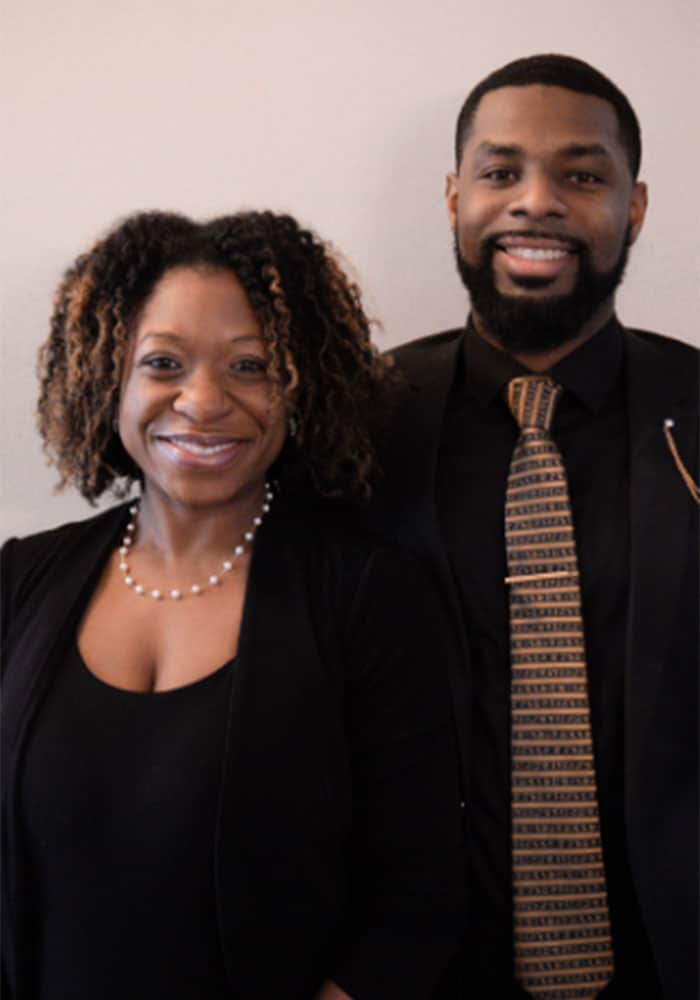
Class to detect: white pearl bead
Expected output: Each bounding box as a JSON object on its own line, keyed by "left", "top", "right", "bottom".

{"left": 125, "top": 576, "right": 134, "bottom": 586}
{"left": 191, "top": 584, "right": 201, "bottom": 595}
{"left": 134, "top": 584, "right": 144, "bottom": 595}
{"left": 209, "top": 575, "right": 219, "bottom": 586}
{"left": 222, "top": 560, "right": 233, "bottom": 571}
{"left": 151, "top": 589, "right": 161, "bottom": 600}
{"left": 123, "top": 537, "right": 132, "bottom": 547}
{"left": 119, "top": 546, "right": 128, "bottom": 556}
{"left": 664, "top": 418, "right": 675, "bottom": 428}
{"left": 119, "top": 562, "right": 128, "bottom": 571}
{"left": 244, "top": 531, "right": 254, "bottom": 541}
{"left": 126, "top": 523, "right": 135, "bottom": 533}
{"left": 129, "top": 505, "right": 138, "bottom": 515}
{"left": 170, "top": 589, "right": 181, "bottom": 600}
{"left": 261, "top": 504, "right": 270, "bottom": 513}
{"left": 235, "top": 545, "right": 244, "bottom": 556}
{"left": 253, "top": 516, "right": 262, "bottom": 526}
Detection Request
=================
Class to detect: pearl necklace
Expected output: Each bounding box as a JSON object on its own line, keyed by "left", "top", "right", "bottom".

{"left": 117, "top": 483, "right": 274, "bottom": 601}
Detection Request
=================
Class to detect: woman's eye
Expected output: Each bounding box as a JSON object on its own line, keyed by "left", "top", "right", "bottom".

{"left": 232, "top": 358, "right": 268, "bottom": 378}
{"left": 140, "top": 356, "right": 180, "bottom": 372}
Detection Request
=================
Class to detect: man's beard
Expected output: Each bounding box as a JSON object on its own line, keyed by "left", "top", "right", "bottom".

{"left": 453, "top": 230, "right": 630, "bottom": 353}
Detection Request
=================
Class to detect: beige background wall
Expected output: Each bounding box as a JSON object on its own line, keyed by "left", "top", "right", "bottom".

{"left": 2, "top": 0, "right": 699, "bottom": 537}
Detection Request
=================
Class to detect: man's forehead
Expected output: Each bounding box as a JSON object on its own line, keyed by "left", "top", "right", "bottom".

{"left": 465, "top": 84, "right": 621, "bottom": 155}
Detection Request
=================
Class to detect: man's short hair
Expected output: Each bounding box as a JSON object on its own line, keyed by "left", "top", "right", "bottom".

{"left": 454, "top": 53, "right": 642, "bottom": 178}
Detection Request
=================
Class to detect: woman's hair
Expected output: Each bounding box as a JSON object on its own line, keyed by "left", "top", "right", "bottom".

{"left": 38, "top": 210, "right": 394, "bottom": 502}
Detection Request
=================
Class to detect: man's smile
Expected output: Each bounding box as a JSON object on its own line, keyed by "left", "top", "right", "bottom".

{"left": 488, "top": 234, "right": 579, "bottom": 283}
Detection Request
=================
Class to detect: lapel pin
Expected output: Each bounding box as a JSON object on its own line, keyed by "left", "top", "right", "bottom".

{"left": 663, "top": 418, "right": 699, "bottom": 505}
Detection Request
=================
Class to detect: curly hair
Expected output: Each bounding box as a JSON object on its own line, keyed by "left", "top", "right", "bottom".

{"left": 37, "top": 210, "right": 395, "bottom": 502}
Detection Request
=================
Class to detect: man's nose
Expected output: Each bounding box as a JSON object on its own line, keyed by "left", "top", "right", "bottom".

{"left": 508, "top": 170, "right": 567, "bottom": 220}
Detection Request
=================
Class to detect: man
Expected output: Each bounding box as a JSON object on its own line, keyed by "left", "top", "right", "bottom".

{"left": 372, "top": 55, "right": 698, "bottom": 998}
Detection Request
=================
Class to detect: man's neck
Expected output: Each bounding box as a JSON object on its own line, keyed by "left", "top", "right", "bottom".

{"left": 472, "top": 301, "right": 615, "bottom": 373}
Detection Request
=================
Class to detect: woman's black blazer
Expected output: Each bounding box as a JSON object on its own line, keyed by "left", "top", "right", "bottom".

{"left": 1, "top": 499, "right": 466, "bottom": 999}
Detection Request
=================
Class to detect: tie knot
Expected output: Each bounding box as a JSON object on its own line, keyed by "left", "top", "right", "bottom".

{"left": 507, "top": 376, "right": 562, "bottom": 431}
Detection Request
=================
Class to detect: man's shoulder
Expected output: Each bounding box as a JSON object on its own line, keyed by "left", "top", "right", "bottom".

{"left": 625, "top": 326, "right": 699, "bottom": 404}
{"left": 626, "top": 326, "right": 699, "bottom": 360}
{"left": 388, "top": 327, "right": 464, "bottom": 368}
{"left": 625, "top": 326, "right": 700, "bottom": 358}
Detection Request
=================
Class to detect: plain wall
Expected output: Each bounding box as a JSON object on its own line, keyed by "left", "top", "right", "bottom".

{"left": 2, "top": 0, "right": 699, "bottom": 537}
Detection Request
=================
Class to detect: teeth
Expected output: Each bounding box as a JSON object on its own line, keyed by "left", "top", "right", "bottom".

{"left": 508, "top": 247, "right": 569, "bottom": 261}
{"left": 167, "top": 438, "right": 235, "bottom": 456}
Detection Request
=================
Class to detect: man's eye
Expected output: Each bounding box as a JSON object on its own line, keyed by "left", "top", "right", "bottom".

{"left": 569, "top": 171, "right": 603, "bottom": 185}
{"left": 482, "top": 168, "right": 518, "bottom": 182}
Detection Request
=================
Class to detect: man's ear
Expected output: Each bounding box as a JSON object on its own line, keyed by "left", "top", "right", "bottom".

{"left": 445, "top": 172, "right": 459, "bottom": 231}
{"left": 627, "top": 180, "right": 648, "bottom": 245}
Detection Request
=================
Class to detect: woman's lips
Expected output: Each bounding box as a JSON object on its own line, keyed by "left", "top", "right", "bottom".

{"left": 153, "top": 434, "right": 246, "bottom": 467}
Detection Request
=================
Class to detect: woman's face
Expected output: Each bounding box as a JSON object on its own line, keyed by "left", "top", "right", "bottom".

{"left": 118, "top": 266, "right": 287, "bottom": 511}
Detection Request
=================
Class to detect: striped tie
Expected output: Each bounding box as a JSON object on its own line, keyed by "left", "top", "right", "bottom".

{"left": 505, "top": 376, "right": 614, "bottom": 999}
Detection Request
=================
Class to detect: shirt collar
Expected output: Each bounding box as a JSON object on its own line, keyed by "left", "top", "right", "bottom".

{"left": 462, "top": 315, "right": 624, "bottom": 414}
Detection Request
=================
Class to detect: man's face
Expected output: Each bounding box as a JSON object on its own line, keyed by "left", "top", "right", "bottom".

{"left": 445, "top": 85, "right": 648, "bottom": 352}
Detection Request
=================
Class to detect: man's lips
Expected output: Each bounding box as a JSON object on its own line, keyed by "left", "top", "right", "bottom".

{"left": 491, "top": 234, "right": 580, "bottom": 280}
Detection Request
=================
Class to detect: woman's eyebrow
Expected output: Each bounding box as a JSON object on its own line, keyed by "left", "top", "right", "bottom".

{"left": 138, "top": 331, "right": 264, "bottom": 345}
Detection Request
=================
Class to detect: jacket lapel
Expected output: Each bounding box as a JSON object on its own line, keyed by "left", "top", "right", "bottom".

{"left": 2, "top": 506, "right": 125, "bottom": 994}
{"left": 376, "top": 330, "right": 464, "bottom": 553}
{"left": 374, "top": 329, "right": 472, "bottom": 785}
{"left": 625, "top": 329, "right": 698, "bottom": 802}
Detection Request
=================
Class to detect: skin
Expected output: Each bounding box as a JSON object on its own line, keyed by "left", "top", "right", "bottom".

{"left": 78, "top": 266, "right": 287, "bottom": 695}
{"left": 445, "top": 85, "right": 648, "bottom": 370}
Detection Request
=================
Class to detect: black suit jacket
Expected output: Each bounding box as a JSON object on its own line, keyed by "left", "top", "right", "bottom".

{"left": 1, "top": 500, "right": 465, "bottom": 999}
{"left": 369, "top": 323, "right": 699, "bottom": 999}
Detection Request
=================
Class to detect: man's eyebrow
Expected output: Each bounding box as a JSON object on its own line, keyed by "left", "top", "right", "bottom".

{"left": 474, "top": 142, "right": 523, "bottom": 159}
{"left": 558, "top": 142, "right": 612, "bottom": 159}
{"left": 472, "top": 141, "right": 613, "bottom": 160}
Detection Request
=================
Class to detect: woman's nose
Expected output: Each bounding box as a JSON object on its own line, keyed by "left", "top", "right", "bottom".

{"left": 172, "top": 370, "right": 233, "bottom": 422}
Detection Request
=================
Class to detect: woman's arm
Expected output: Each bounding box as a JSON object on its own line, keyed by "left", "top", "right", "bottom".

{"left": 329, "top": 547, "right": 466, "bottom": 999}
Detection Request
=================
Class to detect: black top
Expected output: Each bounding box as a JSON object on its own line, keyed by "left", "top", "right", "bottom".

{"left": 3, "top": 502, "right": 466, "bottom": 999}
{"left": 21, "top": 643, "right": 234, "bottom": 999}
{"left": 436, "top": 318, "right": 662, "bottom": 997}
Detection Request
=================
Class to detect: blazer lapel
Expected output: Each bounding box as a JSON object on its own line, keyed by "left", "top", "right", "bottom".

{"left": 375, "top": 329, "right": 472, "bottom": 785}
{"left": 2, "top": 506, "right": 125, "bottom": 993}
{"left": 377, "top": 330, "right": 464, "bottom": 554}
{"left": 625, "top": 329, "right": 698, "bottom": 802}
{"left": 2, "top": 510, "right": 124, "bottom": 771}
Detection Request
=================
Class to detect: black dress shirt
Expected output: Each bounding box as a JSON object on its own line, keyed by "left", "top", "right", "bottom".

{"left": 436, "top": 317, "right": 662, "bottom": 997}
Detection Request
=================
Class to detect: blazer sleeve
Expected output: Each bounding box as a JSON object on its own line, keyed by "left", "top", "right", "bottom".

{"left": 329, "top": 547, "right": 466, "bottom": 999}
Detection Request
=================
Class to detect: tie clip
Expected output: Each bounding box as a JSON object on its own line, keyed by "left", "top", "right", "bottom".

{"left": 505, "top": 570, "right": 578, "bottom": 584}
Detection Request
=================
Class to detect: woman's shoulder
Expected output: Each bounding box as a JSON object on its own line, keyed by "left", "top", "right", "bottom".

{"left": 2, "top": 502, "right": 127, "bottom": 561}
{"left": 1, "top": 504, "right": 128, "bottom": 628}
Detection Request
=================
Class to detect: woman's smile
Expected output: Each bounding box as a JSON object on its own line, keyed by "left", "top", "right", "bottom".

{"left": 152, "top": 433, "right": 249, "bottom": 468}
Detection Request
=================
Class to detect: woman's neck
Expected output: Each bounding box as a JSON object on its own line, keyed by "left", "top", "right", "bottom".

{"left": 134, "top": 483, "right": 270, "bottom": 567}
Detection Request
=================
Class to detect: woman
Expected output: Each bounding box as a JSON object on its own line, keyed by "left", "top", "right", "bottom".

{"left": 1, "top": 211, "right": 464, "bottom": 999}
